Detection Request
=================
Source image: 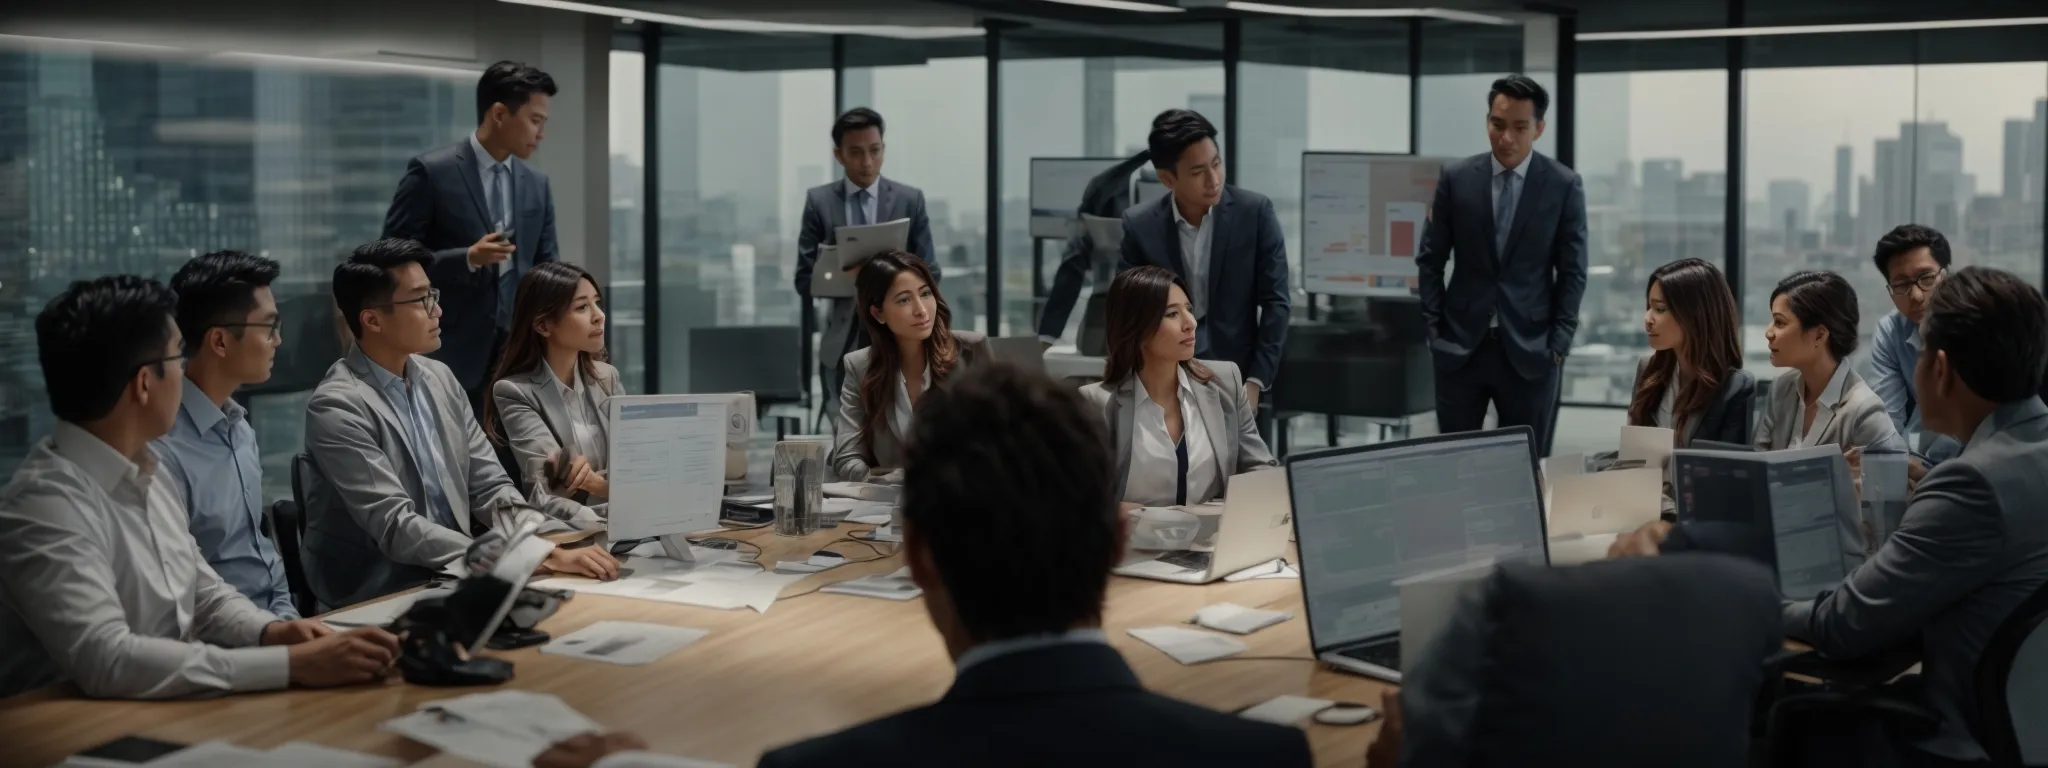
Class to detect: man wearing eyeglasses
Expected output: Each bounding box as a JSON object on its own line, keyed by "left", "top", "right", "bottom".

{"left": 304, "top": 238, "right": 617, "bottom": 611}
{"left": 1867, "top": 224, "right": 1964, "bottom": 486}
{"left": 151, "top": 251, "right": 297, "bottom": 619}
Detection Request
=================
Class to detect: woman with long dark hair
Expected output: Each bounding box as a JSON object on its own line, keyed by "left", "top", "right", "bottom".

{"left": 830, "top": 252, "right": 988, "bottom": 482}
{"left": 1756, "top": 271, "right": 1901, "bottom": 452}
{"left": 486, "top": 261, "right": 623, "bottom": 502}
{"left": 1627, "top": 258, "right": 1755, "bottom": 446}
{"left": 1079, "top": 266, "right": 1275, "bottom": 512}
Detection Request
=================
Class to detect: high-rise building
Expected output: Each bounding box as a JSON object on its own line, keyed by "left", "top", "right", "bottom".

{"left": 2004, "top": 118, "right": 2030, "bottom": 203}
{"left": 1767, "top": 178, "right": 1811, "bottom": 237}
{"left": 1832, "top": 145, "right": 1853, "bottom": 246}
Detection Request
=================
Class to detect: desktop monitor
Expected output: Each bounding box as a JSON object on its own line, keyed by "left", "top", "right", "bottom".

{"left": 1287, "top": 427, "right": 1550, "bottom": 668}
{"left": 607, "top": 395, "right": 733, "bottom": 558}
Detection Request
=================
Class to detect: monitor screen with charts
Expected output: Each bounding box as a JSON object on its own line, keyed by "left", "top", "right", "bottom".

{"left": 1288, "top": 427, "right": 1549, "bottom": 652}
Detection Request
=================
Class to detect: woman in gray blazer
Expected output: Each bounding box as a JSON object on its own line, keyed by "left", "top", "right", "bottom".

{"left": 1627, "top": 258, "right": 1755, "bottom": 447}
{"left": 486, "top": 261, "right": 623, "bottom": 503}
{"left": 831, "top": 252, "right": 989, "bottom": 481}
{"left": 1757, "top": 271, "right": 1903, "bottom": 453}
{"left": 1078, "top": 267, "right": 1276, "bottom": 511}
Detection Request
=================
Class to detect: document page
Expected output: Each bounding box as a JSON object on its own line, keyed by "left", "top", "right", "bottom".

{"left": 1768, "top": 450, "right": 1849, "bottom": 600}
{"left": 608, "top": 397, "right": 727, "bottom": 540}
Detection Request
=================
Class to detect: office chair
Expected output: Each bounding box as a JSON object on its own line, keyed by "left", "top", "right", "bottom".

{"left": 1973, "top": 580, "right": 2048, "bottom": 767}
{"left": 689, "top": 326, "right": 806, "bottom": 438}
{"left": 285, "top": 453, "right": 319, "bottom": 616}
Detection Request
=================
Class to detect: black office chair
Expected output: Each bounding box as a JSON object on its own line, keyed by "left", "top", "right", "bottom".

{"left": 284, "top": 453, "right": 319, "bottom": 616}
{"left": 1973, "top": 580, "right": 2048, "bottom": 767}
{"left": 689, "top": 325, "right": 806, "bottom": 438}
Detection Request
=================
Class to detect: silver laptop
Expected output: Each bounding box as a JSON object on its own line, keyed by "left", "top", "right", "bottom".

{"left": 986, "top": 336, "right": 1049, "bottom": 376}
{"left": 808, "top": 244, "right": 853, "bottom": 298}
{"left": 1289, "top": 426, "right": 1550, "bottom": 683}
{"left": 1113, "top": 470, "right": 1292, "bottom": 584}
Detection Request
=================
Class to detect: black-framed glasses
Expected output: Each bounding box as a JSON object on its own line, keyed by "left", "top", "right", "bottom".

{"left": 376, "top": 288, "right": 441, "bottom": 313}
{"left": 212, "top": 322, "right": 281, "bottom": 341}
{"left": 1886, "top": 269, "right": 1946, "bottom": 297}
{"left": 132, "top": 353, "right": 185, "bottom": 376}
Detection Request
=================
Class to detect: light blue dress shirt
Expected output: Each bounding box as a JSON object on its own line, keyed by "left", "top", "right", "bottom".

{"left": 358, "top": 351, "right": 462, "bottom": 531}
{"left": 151, "top": 379, "right": 297, "bottom": 620}
{"left": 1867, "top": 310, "right": 1963, "bottom": 465}
{"left": 844, "top": 178, "right": 879, "bottom": 227}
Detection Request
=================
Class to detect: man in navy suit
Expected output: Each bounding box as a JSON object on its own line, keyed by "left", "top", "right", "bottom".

{"left": 1417, "top": 75, "right": 1588, "bottom": 455}
{"left": 1117, "top": 109, "right": 1291, "bottom": 408}
{"left": 383, "top": 60, "right": 560, "bottom": 413}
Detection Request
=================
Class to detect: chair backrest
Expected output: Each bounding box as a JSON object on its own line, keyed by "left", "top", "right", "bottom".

{"left": 1974, "top": 578, "right": 2048, "bottom": 767}
{"left": 268, "top": 499, "right": 312, "bottom": 617}
{"left": 688, "top": 325, "right": 803, "bottom": 404}
{"left": 1410, "top": 554, "right": 1782, "bottom": 768}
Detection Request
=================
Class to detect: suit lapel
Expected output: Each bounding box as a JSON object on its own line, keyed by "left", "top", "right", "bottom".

{"left": 1111, "top": 383, "right": 1135, "bottom": 495}
{"left": 454, "top": 139, "right": 495, "bottom": 231}
{"left": 1502, "top": 156, "right": 1552, "bottom": 265}
{"left": 346, "top": 357, "right": 419, "bottom": 474}
{"left": 587, "top": 368, "right": 613, "bottom": 449}
{"left": 529, "top": 366, "right": 578, "bottom": 455}
{"left": 874, "top": 178, "right": 895, "bottom": 224}
{"left": 1206, "top": 189, "right": 1232, "bottom": 307}
{"left": 1196, "top": 375, "right": 1232, "bottom": 482}
{"left": 1473, "top": 159, "right": 1500, "bottom": 265}
{"left": 826, "top": 182, "right": 849, "bottom": 242}
{"left": 1158, "top": 198, "right": 1189, "bottom": 279}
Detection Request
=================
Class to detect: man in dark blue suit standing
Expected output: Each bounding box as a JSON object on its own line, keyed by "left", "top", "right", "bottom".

{"left": 1117, "top": 109, "right": 1290, "bottom": 410}
{"left": 383, "top": 61, "right": 560, "bottom": 413}
{"left": 1417, "top": 75, "right": 1587, "bottom": 455}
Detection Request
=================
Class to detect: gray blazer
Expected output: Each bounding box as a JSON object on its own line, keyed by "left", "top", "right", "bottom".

{"left": 1755, "top": 364, "right": 1903, "bottom": 453}
{"left": 792, "top": 178, "right": 940, "bottom": 375}
{"left": 1784, "top": 397, "right": 2048, "bottom": 762}
{"left": 491, "top": 359, "right": 622, "bottom": 496}
{"left": 303, "top": 351, "right": 577, "bottom": 609}
{"left": 830, "top": 331, "right": 989, "bottom": 480}
{"left": 1077, "top": 360, "right": 1279, "bottom": 503}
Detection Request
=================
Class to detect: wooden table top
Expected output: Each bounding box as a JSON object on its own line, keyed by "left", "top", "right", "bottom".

{"left": 0, "top": 526, "right": 1385, "bottom": 768}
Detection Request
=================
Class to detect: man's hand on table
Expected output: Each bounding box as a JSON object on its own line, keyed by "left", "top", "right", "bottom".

{"left": 544, "top": 545, "right": 623, "bottom": 581}
{"left": 287, "top": 626, "right": 401, "bottom": 688}
{"left": 261, "top": 618, "right": 334, "bottom": 646}
{"left": 1607, "top": 520, "right": 1673, "bottom": 559}
{"left": 1364, "top": 688, "right": 1403, "bottom": 768}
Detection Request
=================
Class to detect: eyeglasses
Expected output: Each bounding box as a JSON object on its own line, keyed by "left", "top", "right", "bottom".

{"left": 212, "top": 322, "right": 281, "bottom": 341}
{"left": 376, "top": 288, "right": 441, "bottom": 314}
{"left": 132, "top": 353, "right": 185, "bottom": 376}
{"left": 1886, "top": 269, "right": 1945, "bottom": 297}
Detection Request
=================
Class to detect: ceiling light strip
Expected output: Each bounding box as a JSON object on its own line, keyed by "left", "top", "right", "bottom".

{"left": 1223, "top": 2, "right": 1516, "bottom": 25}
{"left": 1578, "top": 16, "right": 2048, "bottom": 41}
{"left": 498, "top": 0, "right": 986, "bottom": 39}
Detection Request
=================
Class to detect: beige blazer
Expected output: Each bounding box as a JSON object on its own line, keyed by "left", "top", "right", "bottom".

{"left": 1756, "top": 364, "right": 1904, "bottom": 453}
{"left": 830, "top": 330, "right": 990, "bottom": 480}
{"left": 491, "top": 359, "right": 623, "bottom": 496}
{"left": 1077, "top": 359, "right": 1279, "bottom": 503}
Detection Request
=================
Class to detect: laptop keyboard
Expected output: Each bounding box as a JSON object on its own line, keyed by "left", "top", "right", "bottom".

{"left": 1158, "top": 550, "right": 1213, "bottom": 571}
{"left": 1336, "top": 641, "right": 1401, "bottom": 671}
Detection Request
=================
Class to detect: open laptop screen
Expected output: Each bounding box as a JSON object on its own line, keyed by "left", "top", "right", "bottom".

{"left": 1288, "top": 427, "right": 1549, "bottom": 652}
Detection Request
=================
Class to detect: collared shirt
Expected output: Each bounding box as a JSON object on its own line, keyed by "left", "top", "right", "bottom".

{"left": 1869, "top": 311, "right": 1963, "bottom": 464}
{"left": 1124, "top": 369, "right": 1220, "bottom": 507}
{"left": 0, "top": 422, "right": 289, "bottom": 699}
{"left": 1655, "top": 380, "right": 1677, "bottom": 430}
{"left": 153, "top": 378, "right": 296, "bottom": 619}
{"left": 1790, "top": 362, "right": 1854, "bottom": 450}
{"left": 544, "top": 358, "right": 603, "bottom": 464}
{"left": 954, "top": 628, "right": 1111, "bottom": 675}
{"left": 844, "top": 178, "right": 879, "bottom": 227}
{"left": 890, "top": 363, "right": 931, "bottom": 442}
{"left": 470, "top": 133, "right": 511, "bottom": 228}
{"left": 359, "top": 350, "right": 461, "bottom": 531}
{"left": 1169, "top": 194, "right": 1215, "bottom": 320}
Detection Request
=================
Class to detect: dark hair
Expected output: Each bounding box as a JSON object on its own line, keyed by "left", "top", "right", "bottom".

{"left": 333, "top": 238, "right": 433, "bottom": 339}
{"left": 1488, "top": 74, "right": 1550, "bottom": 121}
{"left": 1147, "top": 108, "right": 1219, "bottom": 172}
{"left": 1871, "top": 224, "right": 1952, "bottom": 278}
{"left": 1769, "top": 271, "right": 1860, "bottom": 362}
{"left": 1629, "top": 258, "right": 1742, "bottom": 434}
{"left": 485, "top": 262, "right": 608, "bottom": 445}
{"left": 855, "top": 252, "right": 959, "bottom": 455}
{"left": 831, "top": 107, "right": 885, "bottom": 147}
{"left": 1101, "top": 266, "right": 1214, "bottom": 388}
{"left": 171, "top": 250, "right": 280, "bottom": 356}
{"left": 903, "top": 362, "right": 1118, "bottom": 641}
{"left": 1922, "top": 267, "right": 2048, "bottom": 404}
{"left": 476, "top": 60, "right": 557, "bottom": 124}
{"left": 36, "top": 275, "right": 179, "bottom": 424}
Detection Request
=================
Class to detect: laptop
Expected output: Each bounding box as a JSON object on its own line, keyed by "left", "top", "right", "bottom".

{"left": 1289, "top": 426, "right": 1550, "bottom": 683}
{"left": 1112, "top": 469, "right": 1292, "bottom": 584}
{"left": 986, "top": 336, "right": 1050, "bottom": 376}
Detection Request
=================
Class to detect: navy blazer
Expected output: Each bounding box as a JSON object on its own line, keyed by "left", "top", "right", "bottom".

{"left": 382, "top": 138, "right": 559, "bottom": 390}
{"left": 1416, "top": 151, "right": 1588, "bottom": 380}
{"left": 757, "top": 642, "right": 1311, "bottom": 768}
{"left": 1117, "top": 186, "right": 1291, "bottom": 387}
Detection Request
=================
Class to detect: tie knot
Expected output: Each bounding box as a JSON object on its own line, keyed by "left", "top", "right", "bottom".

{"left": 1500, "top": 169, "right": 1516, "bottom": 181}
{"left": 492, "top": 162, "right": 507, "bottom": 175}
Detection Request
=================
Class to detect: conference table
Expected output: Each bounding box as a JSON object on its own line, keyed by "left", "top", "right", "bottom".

{"left": 1, "top": 525, "right": 1386, "bottom": 768}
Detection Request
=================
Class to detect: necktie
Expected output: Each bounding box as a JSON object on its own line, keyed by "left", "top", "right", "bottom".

{"left": 850, "top": 188, "right": 871, "bottom": 226}
{"left": 1494, "top": 169, "right": 1519, "bottom": 260}
{"left": 491, "top": 163, "right": 515, "bottom": 329}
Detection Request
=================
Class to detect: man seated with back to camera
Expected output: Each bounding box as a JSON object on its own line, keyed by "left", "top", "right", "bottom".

{"left": 529, "top": 362, "right": 1313, "bottom": 768}
{"left": 304, "top": 238, "right": 618, "bottom": 611}
{"left": 0, "top": 275, "right": 399, "bottom": 699}
{"left": 1611, "top": 266, "right": 2048, "bottom": 767}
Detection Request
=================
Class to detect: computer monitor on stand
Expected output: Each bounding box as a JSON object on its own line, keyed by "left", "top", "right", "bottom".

{"left": 606, "top": 394, "right": 734, "bottom": 564}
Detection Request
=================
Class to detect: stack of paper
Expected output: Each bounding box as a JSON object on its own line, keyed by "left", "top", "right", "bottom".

{"left": 819, "top": 566, "right": 923, "bottom": 601}
{"left": 1192, "top": 603, "right": 1291, "bottom": 635}
{"left": 322, "top": 587, "right": 453, "bottom": 628}
{"left": 543, "top": 621, "right": 709, "bottom": 666}
{"left": 822, "top": 482, "right": 898, "bottom": 502}
{"left": 532, "top": 555, "right": 806, "bottom": 614}
{"left": 1127, "top": 626, "right": 1247, "bottom": 664}
{"left": 773, "top": 551, "right": 848, "bottom": 574}
{"left": 382, "top": 691, "right": 601, "bottom": 768}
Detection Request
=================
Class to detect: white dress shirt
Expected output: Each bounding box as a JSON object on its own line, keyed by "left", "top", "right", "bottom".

{"left": 1123, "top": 369, "right": 1220, "bottom": 507}
{"left": 1169, "top": 195, "right": 1215, "bottom": 320}
{"left": 545, "top": 358, "right": 603, "bottom": 462}
{"left": 845, "top": 178, "right": 880, "bottom": 226}
{"left": 0, "top": 422, "right": 289, "bottom": 699}
{"left": 466, "top": 133, "right": 513, "bottom": 274}
{"left": 1654, "top": 381, "right": 1677, "bottom": 430}
{"left": 1790, "top": 363, "right": 1854, "bottom": 449}
{"left": 890, "top": 364, "right": 931, "bottom": 442}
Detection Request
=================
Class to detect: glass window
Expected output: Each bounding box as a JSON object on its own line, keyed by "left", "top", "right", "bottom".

{"left": 0, "top": 38, "right": 472, "bottom": 498}
{"left": 1416, "top": 20, "right": 1555, "bottom": 161}
{"left": 608, "top": 46, "right": 646, "bottom": 393}
{"left": 843, "top": 39, "right": 988, "bottom": 334}
{"left": 1567, "top": 69, "right": 1727, "bottom": 405}
{"left": 654, "top": 28, "right": 832, "bottom": 394}
{"left": 998, "top": 24, "right": 1225, "bottom": 344}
